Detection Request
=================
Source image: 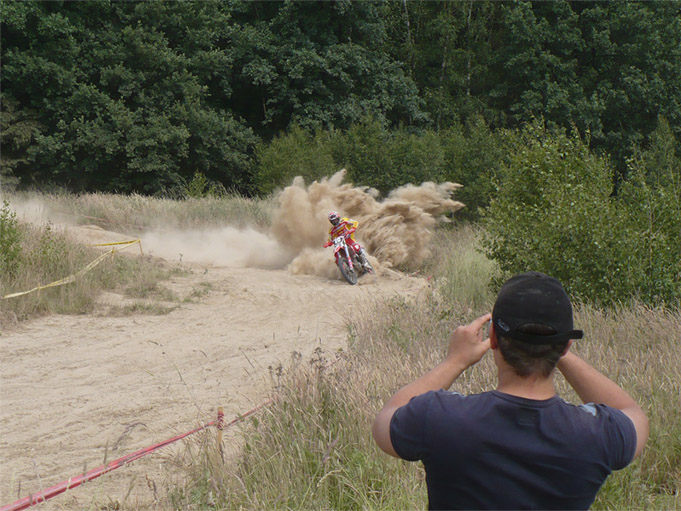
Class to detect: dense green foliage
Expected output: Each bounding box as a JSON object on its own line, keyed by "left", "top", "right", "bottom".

{"left": 386, "top": 1, "right": 681, "bottom": 170}
{"left": 255, "top": 115, "right": 504, "bottom": 211}
{"left": 1, "top": 0, "right": 424, "bottom": 194}
{"left": 255, "top": 124, "right": 338, "bottom": 195}
{"left": 439, "top": 116, "right": 505, "bottom": 219}
{"left": 483, "top": 119, "right": 681, "bottom": 307}
{"left": 2, "top": 0, "right": 680, "bottom": 195}
{"left": 2, "top": 0, "right": 680, "bottom": 306}
{"left": 0, "top": 200, "right": 22, "bottom": 279}
{"left": 616, "top": 118, "right": 681, "bottom": 306}
{"left": 1, "top": 1, "right": 259, "bottom": 194}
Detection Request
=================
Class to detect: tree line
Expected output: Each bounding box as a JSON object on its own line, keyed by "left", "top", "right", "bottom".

{"left": 2, "top": 0, "right": 680, "bottom": 196}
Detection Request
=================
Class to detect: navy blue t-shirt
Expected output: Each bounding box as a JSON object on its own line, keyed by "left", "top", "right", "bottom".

{"left": 390, "top": 390, "right": 637, "bottom": 510}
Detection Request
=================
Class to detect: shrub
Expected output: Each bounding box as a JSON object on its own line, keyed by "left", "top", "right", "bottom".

{"left": 330, "top": 116, "right": 395, "bottom": 194}
{"left": 440, "top": 116, "right": 504, "bottom": 221}
{"left": 183, "top": 172, "right": 227, "bottom": 199}
{"left": 616, "top": 118, "right": 681, "bottom": 306}
{"left": 482, "top": 121, "right": 653, "bottom": 306}
{"left": 255, "top": 125, "right": 338, "bottom": 195}
{"left": 334, "top": 117, "right": 446, "bottom": 196}
{"left": 0, "top": 200, "right": 22, "bottom": 280}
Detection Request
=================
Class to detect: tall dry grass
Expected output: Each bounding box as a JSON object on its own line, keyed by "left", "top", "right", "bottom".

{"left": 175, "top": 225, "right": 680, "bottom": 510}
{"left": 0, "top": 219, "right": 179, "bottom": 325}
{"left": 0, "top": 190, "right": 272, "bottom": 325}
{"left": 9, "top": 191, "right": 276, "bottom": 234}
{"left": 568, "top": 304, "right": 681, "bottom": 509}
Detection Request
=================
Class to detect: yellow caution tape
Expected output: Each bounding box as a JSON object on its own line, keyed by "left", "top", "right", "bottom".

{"left": 1, "top": 239, "right": 142, "bottom": 300}
{"left": 90, "top": 239, "right": 141, "bottom": 247}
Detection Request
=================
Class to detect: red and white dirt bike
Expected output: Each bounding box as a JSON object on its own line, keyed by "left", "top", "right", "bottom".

{"left": 324, "top": 234, "right": 374, "bottom": 285}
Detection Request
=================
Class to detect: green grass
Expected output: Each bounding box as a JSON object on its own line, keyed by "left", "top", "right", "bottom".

{"left": 420, "top": 223, "right": 500, "bottom": 310}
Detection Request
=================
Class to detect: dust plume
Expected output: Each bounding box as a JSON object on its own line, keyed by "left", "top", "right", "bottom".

{"left": 3, "top": 196, "right": 59, "bottom": 225}
{"left": 141, "top": 228, "right": 292, "bottom": 268}
{"left": 2, "top": 172, "right": 464, "bottom": 277}
{"left": 272, "top": 170, "right": 464, "bottom": 278}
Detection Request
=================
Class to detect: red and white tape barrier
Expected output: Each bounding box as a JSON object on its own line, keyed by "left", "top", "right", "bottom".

{"left": 1, "top": 401, "right": 271, "bottom": 511}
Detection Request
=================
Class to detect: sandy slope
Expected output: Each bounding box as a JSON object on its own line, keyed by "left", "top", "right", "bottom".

{"left": 0, "top": 227, "right": 427, "bottom": 509}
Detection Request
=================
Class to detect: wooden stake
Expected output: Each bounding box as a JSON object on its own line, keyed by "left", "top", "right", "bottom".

{"left": 217, "top": 406, "right": 224, "bottom": 461}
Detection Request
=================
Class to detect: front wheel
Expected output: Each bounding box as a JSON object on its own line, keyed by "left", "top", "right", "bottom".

{"left": 338, "top": 257, "right": 358, "bottom": 285}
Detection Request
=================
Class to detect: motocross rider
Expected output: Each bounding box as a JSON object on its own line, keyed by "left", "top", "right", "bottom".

{"left": 324, "top": 211, "right": 370, "bottom": 269}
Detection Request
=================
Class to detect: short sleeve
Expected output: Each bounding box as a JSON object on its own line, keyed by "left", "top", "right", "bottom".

{"left": 596, "top": 404, "right": 638, "bottom": 470}
{"left": 389, "top": 392, "right": 434, "bottom": 461}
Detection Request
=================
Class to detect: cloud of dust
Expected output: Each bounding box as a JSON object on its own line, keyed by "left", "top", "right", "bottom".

{"left": 272, "top": 170, "right": 464, "bottom": 278}
{"left": 3, "top": 171, "right": 464, "bottom": 276}
{"left": 2, "top": 195, "right": 293, "bottom": 268}
{"left": 141, "top": 228, "right": 293, "bottom": 268}
{"left": 4, "top": 197, "right": 56, "bottom": 225}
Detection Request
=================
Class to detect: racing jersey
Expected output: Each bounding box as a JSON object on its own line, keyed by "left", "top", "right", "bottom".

{"left": 328, "top": 217, "right": 358, "bottom": 243}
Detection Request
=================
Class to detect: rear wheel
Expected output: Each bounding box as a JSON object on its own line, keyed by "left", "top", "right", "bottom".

{"left": 338, "top": 257, "right": 358, "bottom": 285}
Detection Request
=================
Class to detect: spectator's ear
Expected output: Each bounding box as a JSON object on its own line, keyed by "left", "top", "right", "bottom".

{"left": 490, "top": 323, "right": 499, "bottom": 350}
{"left": 562, "top": 340, "right": 573, "bottom": 356}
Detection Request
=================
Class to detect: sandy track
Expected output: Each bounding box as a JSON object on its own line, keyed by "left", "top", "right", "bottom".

{"left": 0, "top": 238, "right": 426, "bottom": 509}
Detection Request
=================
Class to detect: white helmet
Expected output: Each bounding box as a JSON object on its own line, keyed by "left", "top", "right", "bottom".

{"left": 328, "top": 211, "right": 340, "bottom": 226}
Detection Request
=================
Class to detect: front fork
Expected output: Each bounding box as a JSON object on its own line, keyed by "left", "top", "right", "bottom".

{"left": 343, "top": 245, "right": 354, "bottom": 270}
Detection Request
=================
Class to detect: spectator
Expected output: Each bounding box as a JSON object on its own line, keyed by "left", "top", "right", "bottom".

{"left": 372, "top": 271, "right": 649, "bottom": 510}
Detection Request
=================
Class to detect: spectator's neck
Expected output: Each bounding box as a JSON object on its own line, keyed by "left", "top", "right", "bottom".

{"left": 495, "top": 361, "right": 557, "bottom": 400}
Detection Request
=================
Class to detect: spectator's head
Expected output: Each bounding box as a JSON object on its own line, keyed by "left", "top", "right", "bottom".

{"left": 492, "top": 272, "right": 583, "bottom": 378}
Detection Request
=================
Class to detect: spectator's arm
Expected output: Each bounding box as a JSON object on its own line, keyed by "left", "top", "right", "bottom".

{"left": 557, "top": 351, "right": 649, "bottom": 459}
{"left": 373, "top": 314, "right": 491, "bottom": 457}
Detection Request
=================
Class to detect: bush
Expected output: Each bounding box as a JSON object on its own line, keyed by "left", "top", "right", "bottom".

{"left": 440, "top": 116, "right": 504, "bottom": 220}
{"left": 330, "top": 117, "right": 395, "bottom": 194}
{"left": 482, "top": 120, "right": 668, "bottom": 306}
{"left": 183, "top": 172, "right": 227, "bottom": 199}
{"left": 0, "top": 200, "right": 22, "bottom": 280}
{"left": 254, "top": 116, "right": 505, "bottom": 207}
{"left": 255, "top": 125, "right": 338, "bottom": 195}
{"left": 333, "top": 117, "right": 446, "bottom": 196}
{"left": 616, "top": 118, "right": 681, "bottom": 306}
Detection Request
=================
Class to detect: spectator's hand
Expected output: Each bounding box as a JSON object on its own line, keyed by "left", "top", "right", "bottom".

{"left": 446, "top": 313, "right": 491, "bottom": 369}
{"left": 374, "top": 314, "right": 491, "bottom": 458}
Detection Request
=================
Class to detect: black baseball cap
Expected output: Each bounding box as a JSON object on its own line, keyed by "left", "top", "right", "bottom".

{"left": 492, "top": 272, "right": 584, "bottom": 344}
